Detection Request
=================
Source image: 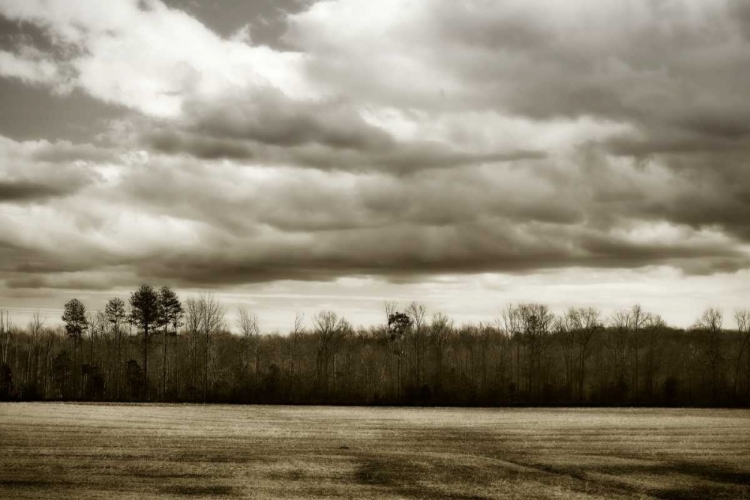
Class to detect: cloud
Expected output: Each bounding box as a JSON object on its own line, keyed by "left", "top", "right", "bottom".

{"left": 0, "top": 0, "right": 311, "bottom": 116}
{"left": 0, "top": 49, "right": 60, "bottom": 85}
{"left": 0, "top": 179, "right": 75, "bottom": 202}
{"left": 139, "top": 87, "right": 547, "bottom": 172}
{"left": 0, "top": 0, "right": 749, "bottom": 300}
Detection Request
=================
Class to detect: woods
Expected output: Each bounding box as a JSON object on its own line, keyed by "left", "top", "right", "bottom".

{"left": 1, "top": 289, "right": 750, "bottom": 407}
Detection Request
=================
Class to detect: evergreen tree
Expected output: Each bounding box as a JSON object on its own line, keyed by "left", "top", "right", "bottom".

{"left": 62, "top": 298, "right": 87, "bottom": 398}
{"left": 130, "top": 285, "right": 159, "bottom": 400}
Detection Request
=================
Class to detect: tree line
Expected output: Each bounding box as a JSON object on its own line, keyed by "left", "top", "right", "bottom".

{"left": 1, "top": 285, "right": 750, "bottom": 407}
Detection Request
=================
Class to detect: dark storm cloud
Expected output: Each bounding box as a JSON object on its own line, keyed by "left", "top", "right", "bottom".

{"left": 0, "top": 178, "right": 79, "bottom": 202}
{"left": 142, "top": 89, "right": 546, "bottom": 171}
{"left": 146, "top": 126, "right": 544, "bottom": 172}
{"left": 144, "top": 88, "right": 393, "bottom": 157}
{"left": 30, "top": 141, "right": 118, "bottom": 163}
{"left": 4, "top": 269, "right": 139, "bottom": 291}
{"left": 145, "top": 131, "right": 256, "bottom": 160}
{"left": 123, "top": 216, "right": 749, "bottom": 288}
{"left": 37, "top": 148, "right": 725, "bottom": 290}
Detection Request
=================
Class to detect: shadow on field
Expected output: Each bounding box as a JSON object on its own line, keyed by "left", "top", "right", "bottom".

{"left": 128, "top": 470, "right": 209, "bottom": 479}
{"left": 592, "top": 461, "right": 750, "bottom": 486}
{"left": 158, "top": 484, "right": 235, "bottom": 496}
{"left": 0, "top": 479, "right": 66, "bottom": 489}
{"left": 353, "top": 455, "right": 493, "bottom": 500}
{"left": 518, "top": 459, "right": 750, "bottom": 500}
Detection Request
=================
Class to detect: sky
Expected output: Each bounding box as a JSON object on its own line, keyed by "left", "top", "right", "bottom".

{"left": 1, "top": 0, "right": 750, "bottom": 332}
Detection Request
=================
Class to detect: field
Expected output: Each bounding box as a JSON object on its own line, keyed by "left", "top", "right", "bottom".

{"left": 0, "top": 404, "right": 749, "bottom": 500}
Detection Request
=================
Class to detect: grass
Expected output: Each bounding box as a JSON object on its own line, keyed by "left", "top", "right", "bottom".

{"left": 0, "top": 404, "right": 749, "bottom": 499}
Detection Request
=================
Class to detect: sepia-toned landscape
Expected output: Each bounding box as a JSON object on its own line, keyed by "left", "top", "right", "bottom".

{"left": 2, "top": 403, "right": 749, "bottom": 500}
{"left": 3, "top": 0, "right": 750, "bottom": 498}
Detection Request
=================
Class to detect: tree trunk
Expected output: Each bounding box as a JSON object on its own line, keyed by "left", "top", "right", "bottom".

{"left": 162, "top": 326, "right": 168, "bottom": 399}
{"left": 143, "top": 324, "right": 149, "bottom": 401}
{"left": 115, "top": 327, "right": 121, "bottom": 400}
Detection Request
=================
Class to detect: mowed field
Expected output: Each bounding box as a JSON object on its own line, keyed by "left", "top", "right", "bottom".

{"left": 0, "top": 404, "right": 749, "bottom": 500}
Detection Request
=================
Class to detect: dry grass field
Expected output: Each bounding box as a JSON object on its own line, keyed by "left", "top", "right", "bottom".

{"left": 0, "top": 404, "right": 749, "bottom": 499}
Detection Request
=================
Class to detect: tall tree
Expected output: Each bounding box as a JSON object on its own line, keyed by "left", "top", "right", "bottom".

{"left": 26, "top": 312, "right": 45, "bottom": 396}
{"left": 314, "top": 311, "right": 351, "bottom": 398}
{"left": 429, "top": 312, "right": 453, "bottom": 395}
{"left": 0, "top": 311, "right": 11, "bottom": 367}
{"left": 627, "top": 304, "right": 651, "bottom": 400}
{"left": 694, "top": 308, "right": 723, "bottom": 403}
{"left": 158, "top": 287, "right": 183, "bottom": 398}
{"left": 130, "top": 285, "right": 159, "bottom": 400}
{"left": 185, "top": 294, "right": 225, "bottom": 401}
{"left": 387, "top": 310, "right": 411, "bottom": 399}
{"left": 565, "top": 307, "right": 601, "bottom": 401}
{"left": 405, "top": 302, "right": 427, "bottom": 389}
{"left": 62, "top": 299, "right": 87, "bottom": 398}
{"left": 105, "top": 298, "right": 127, "bottom": 400}
{"left": 735, "top": 310, "right": 750, "bottom": 398}
{"left": 238, "top": 306, "right": 260, "bottom": 399}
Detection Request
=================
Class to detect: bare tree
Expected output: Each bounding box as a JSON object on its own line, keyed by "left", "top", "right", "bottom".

{"left": 313, "top": 311, "right": 351, "bottom": 397}
{"left": 694, "top": 308, "right": 724, "bottom": 402}
{"left": 500, "top": 304, "right": 523, "bottom": 395}
{"left": 429, "top": 312, "right": 453, "bottom": 394}
{"left": 0, "top": 311, "right": 13, "bottom": 399}
{"left": 288, "top": 313, "right": 304, "bottom": 393}
{"left": 385, "top": 301, "right": 397, "bottom": 322}
{"left": 0, "top": 311, "right": 11, "bottom": 366}
{"left": 26, "top": 312, "right": 45, "bottom": 395}
{"left": 556, "top": 316, "right": 576, "bottom": 399}
{"left": 185, "top": 293, "right": 225, "bottom": 401}
{"left": 643, "top": 315, "right": 666, "bottom": 398}
{"left": 565, "top": 307, "right": 602, "bottom": 401}
{"left": 608, "top": 310, "right": 631, "bottom": 396}
{"left": 503, "top": 304, "right": 553, "bottom": 398}
{"left": 406, "top": 302, "right": 427, "bottom": 388}
{"left": 237, "top": 306, "right": 260, "bottom": 397}
{"left": 627, "top": 304, "right": 652, "bottom": 399}
{"left": 736, "top": 310, "right": 750, "bottom": 397}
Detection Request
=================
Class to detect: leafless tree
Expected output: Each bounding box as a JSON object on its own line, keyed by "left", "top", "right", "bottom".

{"left": 736, "top": 310, "right": 750, "bottom": 396}
{"left": 607, "top": 310, "right": 631, "bottom": 395}
{"left": 694, "top": 308, "right": 723, "bottom": 402}
{"left": 406, "top": 302, "right": 427, "bottom": 388}
{"left": 500, "top": 304, "right": 524, "bottom": 393}
{"left": 237, "top": 306, "right": 260, "bottom": 394}
{"left": 185, "top": 293, "right": 225, "bottom": 401}
{"left": 26, "top": 312, "right": 45, "bottom": 394}
{"left": 313, "top": 311, "right": 351, "bottom": 397}
{"left": 289, "top": 312, "right": 304, "bottom": 380}
{"left": 0, "top": 311, "right": 11, "bottom": 366}
{"left": 565, "top": 307, "right": 601, "bottom": 401}
{"left": 627, "top": 304, "right": 652, "bottom": 398}
{"left": 430, "top": 312, "right": 453, "bottom": 394}
{"left": 504, "top": 304, "right": 553, "bottom": 398}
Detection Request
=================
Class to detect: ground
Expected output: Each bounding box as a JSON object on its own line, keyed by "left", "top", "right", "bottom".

{"left": 0, "top": 404, "right": 748, "bottom": 499}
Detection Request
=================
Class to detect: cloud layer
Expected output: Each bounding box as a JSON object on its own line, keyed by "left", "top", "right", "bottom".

{"left": 0, "top": 0, "right": 749, "bottom": 322}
